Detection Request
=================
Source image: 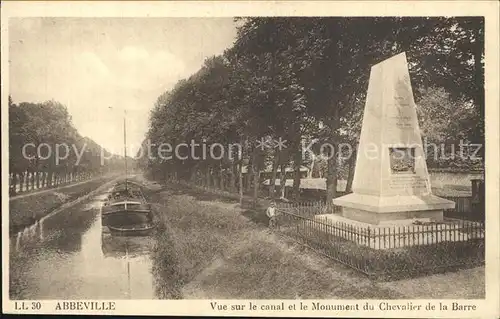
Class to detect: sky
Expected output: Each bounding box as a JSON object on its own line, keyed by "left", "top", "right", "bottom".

{"left": 9, "top": 17, "right": 238, "bottom": 156}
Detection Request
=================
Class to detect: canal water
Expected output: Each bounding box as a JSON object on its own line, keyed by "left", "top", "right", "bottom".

{"left": 9, "top": 189, "right": 158, "bottom": 299}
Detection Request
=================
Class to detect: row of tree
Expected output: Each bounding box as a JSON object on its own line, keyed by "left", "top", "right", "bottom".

{"left": 141, "top": 17, "right": 484, "bottom": 203}
{"left": 9, "top": 97, "right": 126, "bottom": 195}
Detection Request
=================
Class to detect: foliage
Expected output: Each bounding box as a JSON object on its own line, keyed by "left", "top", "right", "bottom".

{"left": 144, "top": 17, "right": 484, "bottom": 202}
{"left": 416, "top": 86, "right": 482, "bottom": 170}
{"left": 9, "top": 98, "right": 127, "bottom": 192}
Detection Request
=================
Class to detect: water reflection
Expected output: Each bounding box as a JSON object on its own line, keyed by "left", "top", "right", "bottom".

{"left": 10, "top": 192, "right": 157, "bottom": 300}
{"left": 101, "top": 232, "right": 155, "bottom": 258}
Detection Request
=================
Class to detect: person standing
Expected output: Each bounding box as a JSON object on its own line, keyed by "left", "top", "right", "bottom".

{"left": 266, "top": 201, "right": 277, "bottom": 229}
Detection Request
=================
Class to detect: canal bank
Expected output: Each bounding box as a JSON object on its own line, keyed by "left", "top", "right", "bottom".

{"left": 9, "top": 175, "right": 118, "bottom": 235}
{"left": 9, "top": 180, "right": 157, "bottom": 300}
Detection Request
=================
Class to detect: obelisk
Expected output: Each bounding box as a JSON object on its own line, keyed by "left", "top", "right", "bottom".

{"left": 332, "top": 52, "right": 455, "bottom": 225}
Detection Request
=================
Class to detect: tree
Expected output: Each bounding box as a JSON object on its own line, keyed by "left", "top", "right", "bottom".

{"left": 9, "top": 98, "right": 120, "bottom": 194}
{"left": 415, "top": 86, "right": 479, "bottom": 170}
{"left": 144, "top": 17, "right": 484, "bottom": 204}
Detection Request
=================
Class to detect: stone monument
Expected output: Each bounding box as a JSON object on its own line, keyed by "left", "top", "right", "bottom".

{"left": 332, "top": 52, "right": 455, "bottom": 225}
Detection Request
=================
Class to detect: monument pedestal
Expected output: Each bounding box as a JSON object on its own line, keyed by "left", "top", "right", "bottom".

{"left": 333, "top": 193, "right": 454, "bottom": 225}
{"left": 342, "top": 207, "right": 442, "bottom": 225}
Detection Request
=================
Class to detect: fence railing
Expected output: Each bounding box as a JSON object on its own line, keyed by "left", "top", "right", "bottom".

{"left": 9, "top": 171, "right": 96, "bottom": 196}
{"left": 277, "top": 209, "right": 485, "bottom": 249}
{"left": 276, "top": 207, "right": 485, "bottom": 279}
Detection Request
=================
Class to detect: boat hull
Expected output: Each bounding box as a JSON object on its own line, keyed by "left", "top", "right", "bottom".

{"left": 100, "top": 180, "right": 154, "bottom": 237}
{"left": 101, "top": 210, "right": 153, "bottom": 227}
{"left": 107, "top": 224, "right": 156, "bottom": 237}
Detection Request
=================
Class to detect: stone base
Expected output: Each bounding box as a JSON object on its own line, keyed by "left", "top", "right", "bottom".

{"left": 332, "top": 193, "right": 455, "bottom": 225}
{"left": 312, "top": 214, "right": 484, "bottom": 250}
{"left": 332, "top": 193, "right": 455, "bottom": 213}
{"left": 342, "top": 207, "right": 443, "bottom": 225}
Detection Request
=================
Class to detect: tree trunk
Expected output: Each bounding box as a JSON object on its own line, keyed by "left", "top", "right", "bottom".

{"left": 205, "top": 167, "right": 210, "bottom": 187}
{"left": 11, "top": 173, "right": 18, "bottom": 195}
{"left": 326, "top": 102, "right": 340, "bottom": 203}
{"left": 190, "top": 169, "right": 197, "bottom": 183}
{"left": 219, "top": 164, "right": 224, "bottom": 190}
{"left": 19, "top": 172, "right": 25, "bottom": 192}
{"left": 269, "top": 151, "right": 280, "bottom": 199}
{"left": 211, "top": 168, "right": 215, "bottom": 188}
{"left": 211, "top": 168, "right": 217, "bottom": 188}
{"left": 35, "top": 171, "right": 40, "bottom": 189}
{"left": 250, "top": 148, "right": 260, "bottom": 207}
{"left": 279, "top": 163, "right": 287, "bottom": 199}
{"left": 30, "top": 171, "right": 35, "bottom": 190}
{"left": 40, "top": 172, "right": 45, "bottom": 188}
{"left": 473, "top": 24, "right": 485, "bottom": 164}
{"left": 292, "top": 148, "right": 302, "bottom": 200}
{"left": 326, "top": 151, "right": 338, "bottom": 204}
{"left": 238, "top": 161, "right": 243, "bottom": 206}
{"left": 246, "top": 155, "right": 253, "bottom": 192}
{"left": 252, "top": 164, "right": 260, "bottom": 207}
{"left": 47, "top": 170, "right": 53, "bottom": 187}
{"left": 230, "top": 161, "right": 236, "bottom": 193}
{"left": 346, "top": 148, "right": 356, "bottom": 193}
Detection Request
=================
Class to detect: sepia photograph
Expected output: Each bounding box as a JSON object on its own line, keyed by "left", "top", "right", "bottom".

{"left": 2, "top": 1, "right": 499, "bottom": 317}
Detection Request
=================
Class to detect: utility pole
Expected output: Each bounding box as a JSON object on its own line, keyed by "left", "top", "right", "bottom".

{"left": 124, "top": 109, "right": 128, "bottom": 190}
{"left": 109, "top": 106, "right": 128, "bottom": 189}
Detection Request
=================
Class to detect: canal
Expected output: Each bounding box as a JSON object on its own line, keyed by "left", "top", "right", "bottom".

{"left": 9, "top": 187, "right": 158, "bottom": 299}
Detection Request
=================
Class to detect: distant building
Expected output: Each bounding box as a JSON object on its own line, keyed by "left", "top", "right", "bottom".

{"left": 240, "top": 165, "right": 309, "bottom": 196}
{"left": 241, "top": 165, "right": 309, "bottom": 180}
{"left": 261, "top": 177, "right": 348, "bottom": 201}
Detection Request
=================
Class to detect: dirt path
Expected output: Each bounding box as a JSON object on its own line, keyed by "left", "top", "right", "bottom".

{"left": 147, "top": 182, "right": 484, "bottom": 299}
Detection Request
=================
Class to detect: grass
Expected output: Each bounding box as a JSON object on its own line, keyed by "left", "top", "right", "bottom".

{"left": 9, "top": 176, "right": 113, "bottom": 234}
{"left": 276, "top": 210, "right": 485, "bottom": 281}
{"left": 294, "top": 228, "right": 484, "bottom": 281}
{"left": 147, "top": 183, "right": 407, "bottom": 299}
{"left": 146, "top": 179, "right": 484, "bottom": 299}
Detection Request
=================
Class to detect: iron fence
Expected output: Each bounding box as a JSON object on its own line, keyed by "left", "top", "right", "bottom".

{"left": 276, "top": 207, "right": 485, "bottom": 280}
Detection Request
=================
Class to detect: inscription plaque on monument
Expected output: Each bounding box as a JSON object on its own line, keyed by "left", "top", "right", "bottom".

{"left": 388, "top": 175, "right": 428, "bottom": 191}
{"left": 389, "top": 147, "right": 415, "bottom": 174}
